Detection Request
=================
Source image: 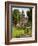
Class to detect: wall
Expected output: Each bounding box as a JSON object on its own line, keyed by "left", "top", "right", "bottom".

{"left": 0, "top": 0, "right": 38, "bottom": 46}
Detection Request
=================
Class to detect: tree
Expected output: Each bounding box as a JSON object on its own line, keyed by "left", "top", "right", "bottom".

{"left": 27, "top": 8, "right": 32, "bottom": 22}
{"left": 12, "top": 9, "right": 21, "bottom": 26}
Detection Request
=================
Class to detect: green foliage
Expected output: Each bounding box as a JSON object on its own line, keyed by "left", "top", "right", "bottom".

{"left": 12, "top": 26, "right": 32, "bottom": 38}
{"left": 27, "top": 8, "right": 32, "bottom": 22}
{"left": 11, "top": 8, "right": 32, "bottom": 38}
{"left": 12, "top": 27, "right": 24, "bottom": 38}
{"left": 12, "top": 9, "right": 21, "bottom": 22}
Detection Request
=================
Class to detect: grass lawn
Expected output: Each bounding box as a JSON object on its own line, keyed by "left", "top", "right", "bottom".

{"left": 11, "top": 26, "right": 32, "bottom": 38}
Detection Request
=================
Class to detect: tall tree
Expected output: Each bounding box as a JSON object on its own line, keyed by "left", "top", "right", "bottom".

{"left": 27, "top": 8, "right": 32, "bottom": 22}
{"left": 12, "top": 9, "right": 21, "bottom": 26}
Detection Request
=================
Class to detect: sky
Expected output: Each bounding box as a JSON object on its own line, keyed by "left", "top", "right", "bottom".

{"left": 12, "top": 7, "right": 30, "bottom": 17}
